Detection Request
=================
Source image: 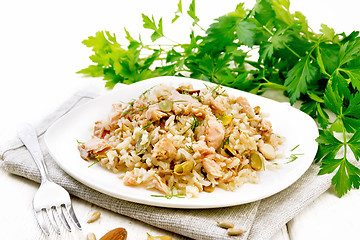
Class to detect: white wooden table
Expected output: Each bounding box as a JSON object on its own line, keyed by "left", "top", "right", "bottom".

{"left": 1, "top": 0, "right": 360, "bottom": 239}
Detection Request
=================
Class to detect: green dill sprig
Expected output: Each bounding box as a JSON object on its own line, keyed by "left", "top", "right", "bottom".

{"left": 123, "top": 100, "right": 162, "bottom": 116}
{"left": 222, "top": 136, "right": 230, "bottom": 148}
{"left": 182, "top": 113, "right": 200, "bottom": 135}
{"left": 142, "top": 120, "right": 156, "bottom": 130}
{"left": 140, "top": 86, "right": 156, "bottom": 99}
{"left": 151, "top": 186, "right": 185, "bottom": 199}
{"left": 285, "top": 153, "right": 304, "bottom": 164}
{"left": 290, "top": 144, "right": 300, "bottom": 152}
{"left": 185, "top": 144, "right": 195, "bottom": 153}
{"left": 272, "top": 144, "right": 302, "bottom": 166}
{"left": 88, "top": 159, "right": 100, "bottom": 168}
{"left": 177, "top": 86, "right": 202, "bottom": 102}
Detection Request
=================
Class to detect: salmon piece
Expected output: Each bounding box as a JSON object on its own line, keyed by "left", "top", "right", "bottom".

{"left": 154, "top": 175, "right": 170, "bottom": 195}
{"left": 93, "top": 121, "right": 110, "bottom": 139}
{"left": 78, "top": 144, "right": 91, "bottom": 160}
{"left": 108, "top": 103, "right": 124, "bottom": 128}
{"left": 203, "top": 157, "right": 222, "bottom": 178}
{"left": 236, "top": 96, "right": 255, "bottom": 118}
{"left": 209, "top": 97, "right": 226, "bottom": 115}
{"left": 260, "top": 119, "right": 272, "bottom": 132}
{"left": 193, "top": 140, "right": 215, "bottom": 156}
{"left": 151, "top": 138, "right": 176, "bottom": 161}
{"left": 133, "top": 99, "right": 147, "bottom": 109}
{"left": 172, "top": 104, "right": 209, "bottom": 118}
{"left": 145, "top": 104, "right": 168, "bottom": 121}
{"left": 191, "top": 107, "right": 209, "bottom": 118}
{"left": 123, "top": 171, "right": 170, "bottom": 195}
{"left": 123, "top": 172, "right": 139, "bottom": 186}
{"left": 172, "top": 103, "right": 192, "bottom": 116}
{"left": 205, "top": 117, "right": 225, "bottom": 150}
{"left": 84, "top": 137, "right": 111, "bottom": 154}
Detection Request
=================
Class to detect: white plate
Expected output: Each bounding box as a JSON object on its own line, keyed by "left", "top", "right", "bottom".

{"left": 44, "top": 76, "right": 318, "bottom": 209}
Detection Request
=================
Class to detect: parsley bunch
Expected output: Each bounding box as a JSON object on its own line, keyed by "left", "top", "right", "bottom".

{"left": 77, "top": 0, "right": 360, "bottom": 197}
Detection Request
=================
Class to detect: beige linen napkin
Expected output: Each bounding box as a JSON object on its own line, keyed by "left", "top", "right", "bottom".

{"left": 0, "top": 90, "right": 338, "bottom": 240}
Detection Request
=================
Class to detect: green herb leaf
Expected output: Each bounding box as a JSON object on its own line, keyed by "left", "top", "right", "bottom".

{"left": 285, "top": 56, "right": 318, "bottom": 104}
{"left": 142, "top": 14, "right": 164, "bottom": 42}
{"left": 315, "top": 130, "right": 343, "bottom": 163}
{"left": 348, "top": 130, "right": 360, "bottom": 160}
{"left": 187, "top": 0, "right": 199, "bottom": 26}
{"left": 330, "top": 158, "right": 360, "bottom": 197}
{"left": 151, "top": 185, "right": 185, "bottom": 199}
{"left": 235, "top": 21, "right": 257, "bottom": 47}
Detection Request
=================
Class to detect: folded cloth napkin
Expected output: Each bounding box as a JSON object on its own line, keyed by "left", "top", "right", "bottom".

{"left": 0, "top": 90, "right": 338, "bottom": 240}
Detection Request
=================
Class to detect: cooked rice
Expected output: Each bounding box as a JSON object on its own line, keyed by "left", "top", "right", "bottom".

{"left": 78, "top": 83, "right": 282, "bottom": 197}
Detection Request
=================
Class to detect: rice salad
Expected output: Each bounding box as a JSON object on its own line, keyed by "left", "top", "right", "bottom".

{"left": 78, "top": 83, "right": 283, "bottom": 198}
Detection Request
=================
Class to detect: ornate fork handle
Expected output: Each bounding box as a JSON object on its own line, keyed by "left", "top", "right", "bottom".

{"left": 18, "top": 123, "right": 50, "bottom": 183}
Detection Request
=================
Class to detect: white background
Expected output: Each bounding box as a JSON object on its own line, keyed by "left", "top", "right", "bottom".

{"left": 1, "top": 0, "right": 360, "bottom": 239}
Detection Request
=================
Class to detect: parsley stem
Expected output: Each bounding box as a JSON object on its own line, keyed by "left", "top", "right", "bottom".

{"left": 283, "top": 42, "right": 302, "bottom": 59}
{"left": 340, "top": 118, "right": 348, "bottom": 158}
{"left": 261, "top": 76, "right": 287, "bottom": 90}
{"left": 262, "top": 25, "right": 304, "bottom": 60}
{"left": 164, "top": 36, "right": 181, "bottom": 45}
{"left": 262, "top": 26, "right": 274, "bottom": 36}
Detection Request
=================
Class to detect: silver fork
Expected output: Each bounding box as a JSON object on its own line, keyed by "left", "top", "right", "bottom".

{"left": 17, "top": 123, "right": 82, "bottom": 235}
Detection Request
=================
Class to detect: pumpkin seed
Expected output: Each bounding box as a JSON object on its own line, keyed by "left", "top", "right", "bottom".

{"left": 87, "top": 210, "right": 101, "bottom": 223}
{"left": 135, "top": 133, "right": 150, "bottom": 155}
{"left": 174, "top": 161, "right": 194, "bottom": 175}
{"left": 227, "top": 228, "right": 246, "bottom": 236}
{"left": 203, "top": 185, "right": 215, "bottom": 193}
{"left": 86, "top": 232, "right": 97, "bottom": 240}
{"left": 158, "top": 100, "right": 173, "bottom": 112}
{"left": 219, "top": 115, "right": 232, "bottom": 126}
{"left": 224, "top": 145, "right": 236, "bottom": 157}
{"left": 217, "top": 221, "right": 234, "bottom": 229}
{"left": 250, "top": 152, "right": 262, "bottom": 171}
{"left": 147, "top": 233, "right": 172, "bottom": 240}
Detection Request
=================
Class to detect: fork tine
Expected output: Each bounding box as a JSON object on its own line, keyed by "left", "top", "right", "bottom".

{"left": 34, "top": 209, "right": 50, "bottom": 236}
{"left": 46, "top": 207, "right": 61, "bottom": 234}
{"left": 55, "top": 206, "right": 71, "bottom": 232}
{"left": 65, "top": 204, "right": 82, "bottom": 230}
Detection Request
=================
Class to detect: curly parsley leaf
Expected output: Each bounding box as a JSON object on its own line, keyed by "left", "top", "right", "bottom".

{"left": 235, "top": 21, "right": 257, "bottom": 47}
{"left": 315, "top": 130, "right": 343, "bottom": 162}
{"left": 331, "top": 158, "right": 360, "bottom": 197}
{"left": 348, "top": 130, "right": 360, "bottom": 161}
{"left": 142, "top": 14, "right": 164, "bottom": 42}
{"left": 316, "top": 80, "right": 360, "bottom": 196}
{"left": 285, "top": 56, "right": 318, "bottom": 104}
{"left": 316, "top": 129, "right": 360, "bottom": 197}
{"left": 172, "top": 0, "right": 183, "bottom": 23}
{"left": 187, "top": 0, "right": 199, "bottom": 26}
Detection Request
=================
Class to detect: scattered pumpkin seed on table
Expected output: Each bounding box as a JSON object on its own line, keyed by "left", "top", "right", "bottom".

{"left": 227, "top": 228, "right": 246, "bottom": 236}
{"left": 217, "top": 221, "right": 234, "bottom": 229}
{"left": 87, "top": 210, "right": 101, "bottom": 223}
{"left": 86, "top": 232, "right": 97, "bottom": 240}
{"left": 147, "top": 233, "right": 172, "bottom": 240}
